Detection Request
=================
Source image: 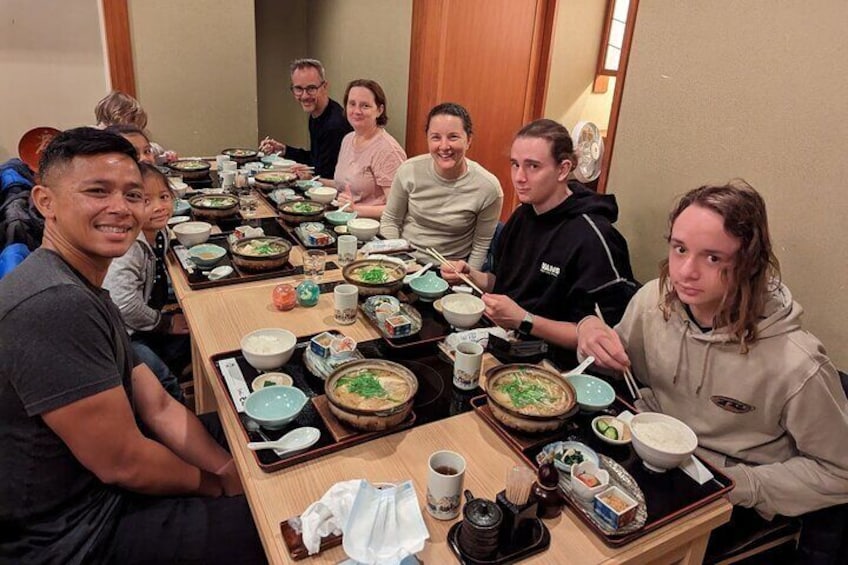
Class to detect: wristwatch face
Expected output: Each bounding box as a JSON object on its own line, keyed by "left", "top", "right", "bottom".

{"left": 519, "top": 313, "right": 534, "bottom": 336}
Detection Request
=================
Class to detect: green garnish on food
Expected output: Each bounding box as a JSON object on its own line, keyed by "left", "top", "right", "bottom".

{"left": 291, "top": 202, "right": 318, "bottom": 213}
{"left": 558, "top": 448, "right": 584, "bottom": 466}
{"left": 336, "top": 371, "right": 389, "bottom": 399}
{"left": 252, "top": 243, "right": 275, "bottom": 255}
{"left": 603, "top": 427, "right": 619, "bottom": 440}
{"left": 359, "top": 267, "right": 388, "bottom": 283}
{"left": 497, "top": 374, "right": 553, "bottom": 408}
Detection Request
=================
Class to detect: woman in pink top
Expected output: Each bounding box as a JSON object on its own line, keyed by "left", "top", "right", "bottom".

{"left": 332, "top": 79, "right": 407, "bottom": 219}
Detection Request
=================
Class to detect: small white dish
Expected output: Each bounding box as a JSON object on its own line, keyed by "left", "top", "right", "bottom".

{"left": 251, "top": 372, "right": 294, "bottom": 390}
{"left": 167, "top": 216, "right": 190, "bottom": 226}
{"left": 571, "top": 460, "right": 611, "bottom": 502}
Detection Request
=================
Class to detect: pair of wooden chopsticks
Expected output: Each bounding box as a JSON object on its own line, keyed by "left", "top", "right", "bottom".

{"left": 424, "top": 247, "right": 485, "bottom": 295}
{"left": 593, "top": 303, "right": 642, "bottom": 400}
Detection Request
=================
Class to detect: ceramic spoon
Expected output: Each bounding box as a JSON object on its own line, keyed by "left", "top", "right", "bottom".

{"left": 206, "top": 265, "right": 234, "bottom": 280}
{"left": 403, "top": 262, "right": 433, "bottom": 285}
{"left": 563, "top": 355, "right": 595, "bottom": 377}
{"left": 247, "top": 426, "right": 321, "bottom": 454}
{"left": 336, "top": 201, "right": 352, "bottom": 213}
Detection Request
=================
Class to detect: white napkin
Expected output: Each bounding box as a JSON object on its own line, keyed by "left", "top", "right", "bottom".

{"left": 342, "top": 481, "right": 429, "bottom": 565}
{"left": 443, "top": 327, "right": 510, "bottom": 353}
{"left": 616, "top": 411, "right": 714, "bottom": 485}
{"left": 301, "top": 479, "right": 364, "bottom": 555}
{"left": 361, "top": 239, "right": 409, "bottom": 254}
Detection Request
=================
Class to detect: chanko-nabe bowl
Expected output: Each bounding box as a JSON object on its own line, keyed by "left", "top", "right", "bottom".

{"left": 342, "top": 258, "right": 406, "bottom": 297}
{"left": 278, "top": 200, "right": 326, "bottom": 224}
{"left": 189, "top": 194, "right": 239, "bottom": 221}
{"left": 230, "top": 236, "right": 292, "bottom": 271}
{"left": 484, "top": 364, "right": 577, "bottom": 434}
{"left": 630, "top": 412, "right": 698, "bottom": 472}
{"left": 325, "top": 359, "right": 418, "bottom": 431}
{"left": 168, "top": 159, "right": 210, "bottom": 180}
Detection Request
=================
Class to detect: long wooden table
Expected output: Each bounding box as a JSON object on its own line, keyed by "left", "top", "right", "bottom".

{"left": 167, "top": 232, "right": 732, "bottom": 564}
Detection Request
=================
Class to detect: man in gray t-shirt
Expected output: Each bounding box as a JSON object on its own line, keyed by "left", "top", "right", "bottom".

{"left": 0, "top": 128, "right": 264, "bottom": 564}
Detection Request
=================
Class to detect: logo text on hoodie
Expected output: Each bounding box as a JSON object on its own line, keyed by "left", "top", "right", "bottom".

{"left": 539, "top": 262, "right": 560, "bottom": 277}
{"left": 710, "top": 396, "right": 756, "bottom": 414}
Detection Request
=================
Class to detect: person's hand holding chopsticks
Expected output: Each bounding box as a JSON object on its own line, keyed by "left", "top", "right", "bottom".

{"left": 439, "top": 259, "right": 470, "bottom": 285}
{"left": 576, "top": 316, "right": 631, "bottom": 373}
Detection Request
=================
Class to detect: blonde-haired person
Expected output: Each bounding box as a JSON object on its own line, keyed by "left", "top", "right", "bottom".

{"left": 330, "top": 79, "right": 406, "bottom": 219}
{"left": 94, "top": 90, "right": 177, "bottom": 163}
{"left": 577, "top": 181, "right": 848, "bottom": 559}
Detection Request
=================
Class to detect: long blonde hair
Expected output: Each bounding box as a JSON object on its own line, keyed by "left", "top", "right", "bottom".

{"left": 659, "top": 180, "right": 781, "bottom": 351}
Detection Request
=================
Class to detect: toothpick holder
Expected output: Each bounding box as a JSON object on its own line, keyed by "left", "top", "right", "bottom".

{"left": 496, "top": 490, "right": 538, "bottom": 547}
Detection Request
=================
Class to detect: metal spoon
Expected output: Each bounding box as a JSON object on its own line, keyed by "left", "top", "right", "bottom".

{"left": 403, "top": 262, "right": 433, "bottom": 285}
{"left": 563, "top": 355, "right": 596, "bottom": 377}
{"left": 247, "top": 426, "right": 320, "bottom": 454}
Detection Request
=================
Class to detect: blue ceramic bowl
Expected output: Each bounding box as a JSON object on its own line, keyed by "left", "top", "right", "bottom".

{"left": 187, "top": 243, "right": 226, "bottom": 267}
{"left": 409, "top": 271, "right": 449, "bottom": 301}
{"left": 244, "top": 385, "right": 307, "bottom": 430}
{"left": 173, "top": 199, "right": 191, "bottom": 215}
{"left": 324, "top": 209, "right": 358, "bottom": 226}
{"left": 565, "top": 374, "right": 616, "bottom": 412}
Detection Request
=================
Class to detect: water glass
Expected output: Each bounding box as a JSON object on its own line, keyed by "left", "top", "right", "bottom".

{"left": 303, "top": 250, "right": 327, "bottom": 281}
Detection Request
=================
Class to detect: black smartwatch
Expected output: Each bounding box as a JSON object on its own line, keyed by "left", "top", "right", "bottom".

{"left": 518, "top": 312, "right": 535, "bottom": 337}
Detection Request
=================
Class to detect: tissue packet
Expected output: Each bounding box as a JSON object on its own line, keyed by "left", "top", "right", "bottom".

{"left": 343, "top": 481, "right": 429, "bottom": 564}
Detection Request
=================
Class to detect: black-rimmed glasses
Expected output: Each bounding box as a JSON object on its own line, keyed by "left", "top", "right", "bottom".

{"left": 290, "top": 81, "right": 325, "bottom": 96}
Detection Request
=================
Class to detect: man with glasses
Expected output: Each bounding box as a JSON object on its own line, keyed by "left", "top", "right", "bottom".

{"left": 260, "top": 58, "right": 352, "bottom": 178}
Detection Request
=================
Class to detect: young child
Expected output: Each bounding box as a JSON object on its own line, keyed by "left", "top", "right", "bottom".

{"left": 103, "top": 164, "right": 189, "bottom": 400}
{"left": 95, "top": 90, "right": 177, "bottom": 163}
{"left": 577, "top": 181, "right": 848, "bottom": 558}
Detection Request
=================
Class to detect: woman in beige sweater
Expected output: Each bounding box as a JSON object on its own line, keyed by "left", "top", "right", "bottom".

{"left": 379, "top": 103, "right": 503, "bottom": 269}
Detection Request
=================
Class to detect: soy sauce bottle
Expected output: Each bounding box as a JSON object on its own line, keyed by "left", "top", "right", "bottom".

{"left": 533, "top": 461, "right": 564, "bottom": 519}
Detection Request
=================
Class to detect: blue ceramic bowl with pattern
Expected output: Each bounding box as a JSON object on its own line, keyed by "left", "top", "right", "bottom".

{"left": 244, "top": 385, "right": 307, "bottom": 430}
{"left": 173, "top": 199, "right": 191, "bottom": 216}
{"left": 324, "top": 209, "right": 358, "bottom": 226}
{"left": 187, "top": 244, "right": 226, "bottom": 268}
{"left": 409, "top": 271, "right": 449, "bottom": 301}
{"left": 565, "top": 374, "right": 616, "bottom": 412}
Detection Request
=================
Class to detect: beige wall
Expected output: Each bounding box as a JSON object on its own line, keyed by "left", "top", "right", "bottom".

{"left": 544, "top": 0, "right": 615, "bottom": 131}
{"left": 255, "top": 0, "right": 309, "bottom": 149}
{"left": 608, "top": 1, "right": 848, "bottom": 367}
{"left": 307, "top": 0, "right": 412, "bottom": 147}
{"left": 128, "top": 0, "right": 258, "bottom": 156}
{"left": 0, "top": 0, "right": 108, "bottom": 162}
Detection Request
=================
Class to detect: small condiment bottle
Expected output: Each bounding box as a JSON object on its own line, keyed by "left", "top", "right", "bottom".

{"left": 533, "top": 461, "right": 564, "bottom": 519}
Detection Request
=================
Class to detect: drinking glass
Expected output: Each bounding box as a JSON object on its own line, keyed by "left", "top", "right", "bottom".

{"left": 303, "top": 250, "right": 327, "bottom": 281}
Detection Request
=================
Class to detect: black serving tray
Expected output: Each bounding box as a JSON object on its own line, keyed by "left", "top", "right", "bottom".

{"left": 447, "top": 519, "right": 550, "bottom": 565}
{"left": 471, "top": 395, "right": 734, "bottom": 546}
{"left": 169, "top": 218, "right": 338, "bottom": 290}
{"left": 359, "top": 290, "right": 494, "bottom": 355}
{"left": 211, "top": 335, "right": 479, "bottom": 472}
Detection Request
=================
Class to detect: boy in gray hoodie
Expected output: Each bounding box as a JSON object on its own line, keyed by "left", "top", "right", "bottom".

{"left": 578, "top": 181, "right": 848, "bottom": 523}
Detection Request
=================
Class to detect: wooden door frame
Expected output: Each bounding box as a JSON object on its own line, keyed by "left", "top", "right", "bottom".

{"left": 597, "top": 0, "right": 639, "bottom": 193}
{"left": 101, "top": 0, "right": 136, "bottom": 96}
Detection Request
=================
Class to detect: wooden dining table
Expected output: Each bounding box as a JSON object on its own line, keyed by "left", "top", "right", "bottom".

{"left": 167, "top": 209, "right": 732, "bottom": 564}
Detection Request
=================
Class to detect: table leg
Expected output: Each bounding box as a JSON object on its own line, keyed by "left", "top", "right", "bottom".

{"left": 191, "top": 337, "right": 217, "bottom": 415}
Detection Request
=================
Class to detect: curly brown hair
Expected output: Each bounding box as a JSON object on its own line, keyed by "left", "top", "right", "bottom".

{"left": 658, "top": 180, "right": 781, "bottom": 352}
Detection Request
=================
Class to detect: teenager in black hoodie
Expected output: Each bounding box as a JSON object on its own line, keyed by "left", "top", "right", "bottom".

{"left": 441, "top": 119, "right": 638, "bottom": 369}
